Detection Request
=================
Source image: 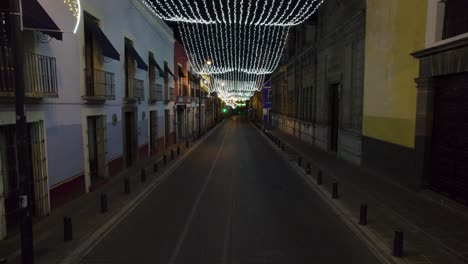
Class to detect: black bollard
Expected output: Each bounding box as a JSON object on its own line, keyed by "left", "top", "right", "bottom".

{"left": 177, "top": 146, "right": 180, "bottom": 156}
{"left": 298, "top": 157, "right": 302, "bottom": 167}
{"left": 186, "top": 140, "right": 189, "bottom": 148}
{"left": 317, "top": 170, "right": 323, "bottom": 185}
{"left": 193, "top": 136, "right": 196, "bottom": 142}
{"left": 163, "top": 154, "right": 167, "bottom": 165}
{"left": 64, "top": 217, "right": 72, "bottom": 242}
{"left": 393, "top": 230, "right": 404, "bottom": 257}
{"left": 306, "top": 163, "right": 311, "bottom": 175}
{"left": 141, "top": 168, "right": 146, "bottom": 182}
{"left": 171, "top": 150, "right": 174, "bottom": 160}
{"left": 101, "top": 193, "right": 108, "bottom": 213}
{"left": 153, "top": 163, "right": 158, "bottom": 173}
{"left": 359, "top": 204, "right": 368, "bottom": 226}
{"left": 332, "top": 182, "right": 339, "bottom": 199}
{"left": 0, "top": 258, "right": 7, "bottom": 264}
{"left": 124, "top": 177, "right": 130, "bottom": 194}
{"left": 281, "top": 143, "right": 285, "bottom": 151}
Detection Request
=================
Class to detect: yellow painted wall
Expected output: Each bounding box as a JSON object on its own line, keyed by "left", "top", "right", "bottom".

{"left": 363, "top": 0, "right": 427, "bottom": 148}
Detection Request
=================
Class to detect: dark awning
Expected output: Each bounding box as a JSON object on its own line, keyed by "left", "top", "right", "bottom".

{"left": 125, "top": 40, "right": 148, "bottom": 71}
{"left": 149, "top": 56, "right": 164, "bottom": 77}
{"left": 85, "top": 19, "right": 120, "bottom": 61}
{"left": 22, "top": 0, "right": 62, "bottom": 41}
{"left": 165, "top": 64, "right": 175, "bottom": 80}
{"left": 178, "top": 65, "right": 186, "bottom": 78}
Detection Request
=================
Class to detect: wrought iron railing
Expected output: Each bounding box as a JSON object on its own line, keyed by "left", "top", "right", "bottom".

{"left": 168, "top": 86, "right": 174, "bottom": 101}
{"left": 0, "top": 49, "right": 58, "bottom": 97}
{"left": 85, "top": 68, "right": 115, "bottom": 99}
{"left": 149, "top": 83, "right": 163, "bottom": 102}
{"left": 126, "top": 78, "right": 144, "bottom": 101}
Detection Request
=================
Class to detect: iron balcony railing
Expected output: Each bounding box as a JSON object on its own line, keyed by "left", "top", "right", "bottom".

{"left": 149, "top": 83, "right": 163, "bottom": 102}
{"left": 126, "top": 78, "right": 144, "bottom": 101}
{"left": 85, "top": 68, "right": 115, "bottom": 100}
{"left": 168, "top": 86, "right": 174, "bottom": 101}
{"left": 0, "top": 49, "right": 58, "bottom": 98}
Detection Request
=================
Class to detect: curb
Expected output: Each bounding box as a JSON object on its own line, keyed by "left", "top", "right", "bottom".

{"left": 253, "top": 123, "right": 405, "bottom": 264}
{"left": 61, "top": 121, "right": 224, "bottom": 264}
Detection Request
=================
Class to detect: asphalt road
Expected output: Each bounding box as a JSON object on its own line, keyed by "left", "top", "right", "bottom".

{"left": 83, "top": 116, "right": 380, "bottom": 264}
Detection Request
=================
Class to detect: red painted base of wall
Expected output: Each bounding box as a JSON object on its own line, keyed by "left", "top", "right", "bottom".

{"left": 139, "top": 144, "right": 149, "bottom": 160}
{"left": 49, "top": 173, "right": 85, "bottom": 210}
{"left": 109, "top": 156, "right": 124, "bottom": 178}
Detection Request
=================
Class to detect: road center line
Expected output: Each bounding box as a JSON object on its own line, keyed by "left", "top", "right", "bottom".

{"left": 168, "top": 125, "right": 228, "bottom": 264}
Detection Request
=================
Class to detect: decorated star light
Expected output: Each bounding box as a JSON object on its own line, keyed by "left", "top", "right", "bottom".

{"left": 64, "top": 0, "right": 81, "bottom": 34}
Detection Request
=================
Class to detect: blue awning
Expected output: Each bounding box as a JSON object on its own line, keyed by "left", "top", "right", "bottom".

{"left": 22, "top": 0, "right": 62, "bottom": 41}
{"left": 125, "top": 40, "right": 148, "bottom": 71}
{"left": 149, "top": 56, "right": 164, "bottom": 77}
{"left": 85, "top": 19, "right": 120, "bottom": 61}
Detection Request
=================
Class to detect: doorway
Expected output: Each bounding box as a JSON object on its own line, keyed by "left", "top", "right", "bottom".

{"left": 149, "top": 111, "right": 158, "bottom": 155}
{"left": 87, "top": 116, "right": 107, "bottom": 184}
{"left": 329, "top": 84, "right": 340, "bottom": 152}
{"left": 124, "top": 111, "right": 137, "bottom": 167}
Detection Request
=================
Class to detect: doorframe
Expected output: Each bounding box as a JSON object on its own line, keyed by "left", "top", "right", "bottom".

{"left": 122, "top": 106, "right": 138, "bottom": 168}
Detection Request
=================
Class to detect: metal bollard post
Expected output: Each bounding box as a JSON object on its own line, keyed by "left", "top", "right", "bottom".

{"left": 193, "top": 136, "right": 196, "bottom": 142}
{"left": 163, "top": 154, "right": 167, "bottom": 165}
{"left": 153, "top": 163, "right": 158, "bottom": 173}
{"left": 171, "top": 150, "right": 174, "bottom": 160}
{"left": 64, "top": 217, "right": 72, "bottom": 242}
{"left": 306, "top": 163, "right": 311, "bottom": 175}
{"left": 393, "top": 230, "right": 404, "bottom": 257}
{"left": 177, "top": 146, "right": 180, "bottom": 156}
{"left": 332, "top": 182, "right": 339, "bottom": 199}
{"left": 317, "top": 170, "right": 323, "bottom": 185}
{"left": 359, "top": 204, "right": 368, "bottom": 226}
{"left": 101, "top": 193, "right": 108, "bottom": 213}
{"left": 141, "top": 168, "right": 146, "bottom": 182}
{"left": 0, "top": 258, "right": 7, "bottom": 264}
{"left": 124, "top": 177, "right": 130, "bottom": 194}
{"left": 281, "top": 143, "right": 285, "bottom": 151}
{"left": 298, "top": 157, "right": 302, "bottom": 167}
{"left": 186, "top": 140, "right": 189, "bottom": 148}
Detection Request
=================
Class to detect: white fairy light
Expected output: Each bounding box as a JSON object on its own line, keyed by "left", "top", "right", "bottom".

{"left": 64, "top": 0, "right": 81, "bottom": 34}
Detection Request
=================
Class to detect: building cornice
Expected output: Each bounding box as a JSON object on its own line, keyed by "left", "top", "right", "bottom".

{"left": 412, "top": 35, "right": 468, "bottom": 58}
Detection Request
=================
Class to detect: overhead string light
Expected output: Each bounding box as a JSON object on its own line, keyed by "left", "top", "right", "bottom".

{"left": 143, "top": 0, "right": 323, "bottom": 26}
{"left": 143, "top": 0, "right": 324, "bottom": 102}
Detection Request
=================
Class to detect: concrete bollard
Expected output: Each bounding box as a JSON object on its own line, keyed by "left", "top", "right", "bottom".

{"left": 332, "top": 182, "right": 339, "bottom": 199}
{"left": 153, "top": 163, "right": 158, "bottom": 173}
{"left": 393, "top": 230, "right": 404, "bottom": 257}
{"left": 359, "top": 204, "right": 368, "bottom": 226}
{"left": 101, "top": 193, "right": 108, "bottom": 213}
{"left": 64, "top": 217, "right": 72, "bottom": 242}
{"left": 124, "top": 177, "right": 130, "bottom": 194}
{"left": 141, "top": 168, "right": 146, "bottom": 182}
{"left": 317, "top": 170, "right": 323, "bottom": 185}
{"left": 306, "top": 163, "right": 311, "bottom": 175}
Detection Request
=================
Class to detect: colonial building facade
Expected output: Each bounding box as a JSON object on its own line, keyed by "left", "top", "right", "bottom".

{"left": 0, "top": 0, "right": 176, "bottom": 238}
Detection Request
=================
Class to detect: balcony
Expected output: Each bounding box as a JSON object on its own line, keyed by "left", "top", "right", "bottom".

{"left": 125, "top": 78, "right": 144, "bottom": 103}
{"left": 83, "top": 69, "right": 115, "bottom": 102}
{"left": 0, "top": 49, "right": 58, "bottom": 99}
{"left": 167, "top": 86, "right": 174, "bottom": 102}
{"left": 149, "top": 83, "right": 163, "bottom": 103}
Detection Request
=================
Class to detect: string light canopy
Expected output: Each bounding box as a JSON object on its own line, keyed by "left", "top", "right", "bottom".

{"left": 142, "top": 0, "right": 324, "bottom": 101}
{"left": 64, "top": 0, "right": 82, "bottom": 34}
{"left": 143, "top": 0, "right": 323, "bottom": 26}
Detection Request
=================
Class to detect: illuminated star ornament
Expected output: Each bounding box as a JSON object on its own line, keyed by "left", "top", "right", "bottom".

{"left": 143, "top": 0, "right": 324, "bottom": 105}
{"left": 64, "top": 0, "right": 81, "bottom": 34}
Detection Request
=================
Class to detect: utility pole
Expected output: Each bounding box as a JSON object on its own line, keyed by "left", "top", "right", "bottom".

{"left": 9, "top": 0, "right": 34, "bottom": 263}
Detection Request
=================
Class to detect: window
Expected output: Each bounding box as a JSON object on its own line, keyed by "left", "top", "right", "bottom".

{"left": 443, "top": 0, "right": 468, "bottom": 39}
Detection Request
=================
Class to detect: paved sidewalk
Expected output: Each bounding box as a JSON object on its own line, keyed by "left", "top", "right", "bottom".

{"left": 266, "top": 126, "right": 468, "bottom": 264}
{"left": 0, "top": 124, "right": 219, "bottom": 264}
